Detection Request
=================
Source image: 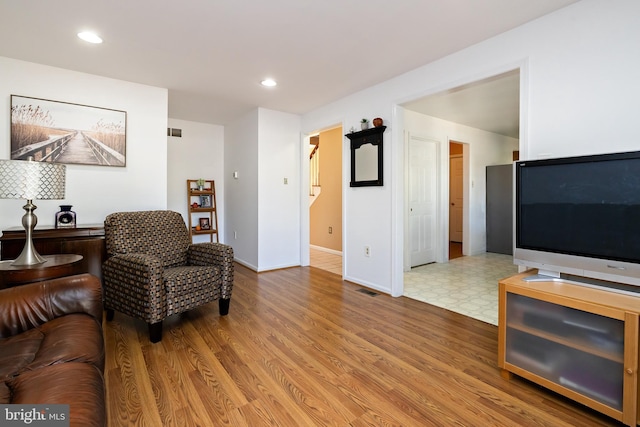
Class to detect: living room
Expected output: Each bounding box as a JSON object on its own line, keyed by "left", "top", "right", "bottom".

{"left": 1, "top": 0, "right": 639, "bottom": 425}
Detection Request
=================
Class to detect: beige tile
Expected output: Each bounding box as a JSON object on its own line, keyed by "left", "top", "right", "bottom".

{"left": 310, "top": 248, "right": 342, "bottom": 276}
{"left": 404, "top": 253, "right": 517, "bottom": 325}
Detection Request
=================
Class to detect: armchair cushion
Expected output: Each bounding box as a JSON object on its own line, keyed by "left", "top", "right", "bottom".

{"left": 164, "top": 265, "right": 222, "bottom": 313}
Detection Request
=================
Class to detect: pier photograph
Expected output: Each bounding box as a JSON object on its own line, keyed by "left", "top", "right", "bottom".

{"left": 10, "top": 95, "right": 126, "bottom": 166}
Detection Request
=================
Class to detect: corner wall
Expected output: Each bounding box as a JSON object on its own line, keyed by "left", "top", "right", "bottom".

{"left": 0, "top": 57, "right": 168, "bottom": 235}
{"left": 225, "top": 108, "right": 301, "bottom": 271}
{"left": 167, "top": 118, "right": 225, "bottom": 242}
{"left": 257, "top": 108, "right": 301, "bottom": 271}
{"left": 224, "top": 109, "right": 259, "bottom": 269}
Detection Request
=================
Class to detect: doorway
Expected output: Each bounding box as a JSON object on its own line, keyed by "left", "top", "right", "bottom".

{"left": 449, "top": 141, "right": 464, "bottom": 260}
{"left": 401, "top": 68, "right": 520, "bottom": 268}
{"left": 309, "top": 126, "right": 343, "bottom": 276}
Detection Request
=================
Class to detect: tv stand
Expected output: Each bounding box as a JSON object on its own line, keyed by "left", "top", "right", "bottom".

{"left": 523, "top": 271, "right": 640, "bottom": 297}
{"left": 499, "top": 270, "right": 640, "bottom": 426}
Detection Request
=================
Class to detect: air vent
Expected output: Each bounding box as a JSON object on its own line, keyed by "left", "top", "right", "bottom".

{"left": 356, "top": 288, "right": 379, "bottom": 296}
{"left": 167, "top": 128, "right": 182, "bottom": 137}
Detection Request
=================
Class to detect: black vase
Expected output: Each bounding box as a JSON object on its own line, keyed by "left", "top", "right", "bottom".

{"left": 55, "top": 205, "right": 76, "bottom": 228}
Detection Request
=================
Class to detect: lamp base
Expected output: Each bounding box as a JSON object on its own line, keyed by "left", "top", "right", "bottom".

{"left": 10, "top": 200, "right": 47, "bottom": 266}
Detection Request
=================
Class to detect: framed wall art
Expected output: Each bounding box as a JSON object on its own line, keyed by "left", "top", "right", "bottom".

{"left": 10, "top": 95, "right": 127, "bottom": 167}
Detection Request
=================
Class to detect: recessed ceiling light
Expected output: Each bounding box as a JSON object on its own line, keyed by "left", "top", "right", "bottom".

{"left": 261, "top": 79, "right": 277, "bottom": 87}
{"left": 77, "top": 31, "right": 103, "bottom": 44}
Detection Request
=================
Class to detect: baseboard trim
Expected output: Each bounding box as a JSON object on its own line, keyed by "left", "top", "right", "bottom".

{"left": 310, "top": 245, "right": 342, "bottom": 256}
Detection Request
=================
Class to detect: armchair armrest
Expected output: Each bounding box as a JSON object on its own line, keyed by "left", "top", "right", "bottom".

{"left": 188, "top": 243, "right": 234, "bottom": 296}
{"left": 0, "top": 273, "right": 102, "bottom": 339}
{"left": 102, "top": 253, "right": 166, "bottom": 322}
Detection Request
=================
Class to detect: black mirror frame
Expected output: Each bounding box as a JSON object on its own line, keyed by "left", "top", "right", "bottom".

{"left": 346, "top": 125, "right": 386, "bottom": 187}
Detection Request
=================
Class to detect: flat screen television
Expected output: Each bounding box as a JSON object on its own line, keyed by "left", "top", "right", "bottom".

{"left": 514, "top": 150, "right": 640, "bottom": 288}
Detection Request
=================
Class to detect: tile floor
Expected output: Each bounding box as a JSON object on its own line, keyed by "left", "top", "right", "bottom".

{"left": 404, "top": 252, "right": 518, "bottom": 325}
{"left": 309, "top": 248, "right": 342, "bottom": 276}
{"left": 309, "top": 247, "right": 518, "bottom": 326}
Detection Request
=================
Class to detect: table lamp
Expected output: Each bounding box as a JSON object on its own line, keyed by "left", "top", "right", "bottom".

{"left": 0, "top": 158, "right": 66, "bottom": 266}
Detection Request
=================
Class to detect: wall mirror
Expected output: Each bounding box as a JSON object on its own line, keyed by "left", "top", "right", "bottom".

{"left": 346, "top": 126, "right": 385, "bottom": 187}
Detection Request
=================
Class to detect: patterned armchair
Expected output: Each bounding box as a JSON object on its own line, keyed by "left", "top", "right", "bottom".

{"left": 102, "top": 210, "right": 234, "bottom": 343}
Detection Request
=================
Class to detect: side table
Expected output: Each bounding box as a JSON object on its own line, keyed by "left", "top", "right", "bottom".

{"left": 0, "top": 224, "right": 105, "bottom": 281}
{"left": 0, "top": 254, "right": 83, "bottom": 290}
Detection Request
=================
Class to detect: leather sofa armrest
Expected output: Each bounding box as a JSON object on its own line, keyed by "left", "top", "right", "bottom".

{"left": 0, "top": 273, "right": 102, "bottom": 339}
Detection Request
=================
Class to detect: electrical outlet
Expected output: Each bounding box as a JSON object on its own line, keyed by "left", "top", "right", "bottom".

{"left": 328, "top": 226, "right": 332, "bottom": 234}
{"left": 365, "top": 246, "right": 370, "bottom": 257}
{"left": 284, "top": 177, "right": 288, "bottom": 184}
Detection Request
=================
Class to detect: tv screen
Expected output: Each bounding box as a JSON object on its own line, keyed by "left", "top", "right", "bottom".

{"left": 516, "top": 151, "right": 640, "bottom": 266}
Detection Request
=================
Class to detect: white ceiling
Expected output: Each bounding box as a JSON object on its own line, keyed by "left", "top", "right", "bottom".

{"left": 403, "top": 69, "right": 521, "bottom": 138}
{"left": 0, "top": 0, "right": 577, "bottom": 131}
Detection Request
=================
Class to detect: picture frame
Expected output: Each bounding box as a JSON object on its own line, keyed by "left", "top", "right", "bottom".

{"left": 199, "top": 217, "right": 210, "bottom": 230}
{"left": 10, "top": 95, "right": 127, "bottom": 167}
{"left": 200, "top": 195, "right": 212, "bottom": 208}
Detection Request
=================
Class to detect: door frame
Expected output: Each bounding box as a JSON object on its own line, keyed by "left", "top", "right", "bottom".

{"left": 448, "top": 141, "right": 469, "bottom": 256}
{"left": 395, "top": 63, "right": 528, "bottom": 298}
{"left": 300, "top": 123, "right": 346, "bottom": 276}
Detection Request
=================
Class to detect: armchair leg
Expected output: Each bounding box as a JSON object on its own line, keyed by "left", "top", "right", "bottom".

{"left": 106, "top": 309, "right": 115, "bottom": 321}
{"left": 219, "top": 298, "right": 230, "bottom": 316}
{"left": 148, "top": 321, "right": 163, "bottom": 343}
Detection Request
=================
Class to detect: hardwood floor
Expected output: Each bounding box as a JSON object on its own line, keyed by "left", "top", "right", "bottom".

{"left": 104, "top": 263, "right": 622, "bottom": 426}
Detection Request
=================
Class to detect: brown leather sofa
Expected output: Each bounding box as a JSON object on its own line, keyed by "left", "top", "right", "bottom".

{"left": 0, "top": 274, "right": 105, "bottom": 427}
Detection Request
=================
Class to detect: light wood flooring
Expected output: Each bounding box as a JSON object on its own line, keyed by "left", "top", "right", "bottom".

{"left": 104, "top": 263, "right": 622, "bottom": 426}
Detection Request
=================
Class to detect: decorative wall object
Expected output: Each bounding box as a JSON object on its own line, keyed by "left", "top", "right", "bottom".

{"left": 10, "top": 95, "right": 127, "bottom": 167}
{"left": 346, "top": 126, "right": 386, "bottom": 187}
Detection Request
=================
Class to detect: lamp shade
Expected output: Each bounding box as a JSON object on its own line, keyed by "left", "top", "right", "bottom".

{"left": 0, "top": 159, "right": 66, "bottom": 200}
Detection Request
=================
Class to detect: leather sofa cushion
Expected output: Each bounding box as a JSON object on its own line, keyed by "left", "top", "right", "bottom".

{"left": 0, "top": 313, "right": 104, "bottom": 410}
{"left": 10, "top": 362, "right": 105, "bottom": 427}
{"left": 25, "top": 313, "right": 105, "bottom": 372}
{"left": 0, "top": 328, "right": 43, "bottom": 381}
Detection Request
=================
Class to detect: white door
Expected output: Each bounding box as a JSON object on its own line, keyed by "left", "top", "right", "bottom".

{"left": 409, "top": 136, "right": 438, "bottom": 267}
{"left": 449, "top": 155, "right": 463, "bottom": 243}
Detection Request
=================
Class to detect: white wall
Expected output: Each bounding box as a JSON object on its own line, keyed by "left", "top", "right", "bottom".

{"left": 224, "top": 109, "right": 259, "bottom": 269}
{"left": 257, "top": 108, "right": 301, "bottom": 270}
{"left": 0, "top": 57, "right": 168, "bottom": 235}
{"left": 403, "top": 110, "right": 518, "bottom": 261}
{"left": 301, "top": 0, "right": 640, "bottom": 296}
{"left": 167, "top": 118, "right": 225, "bottom": 242}
{"left": 224, "top": 108, "right": 302, "bottom": 271}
